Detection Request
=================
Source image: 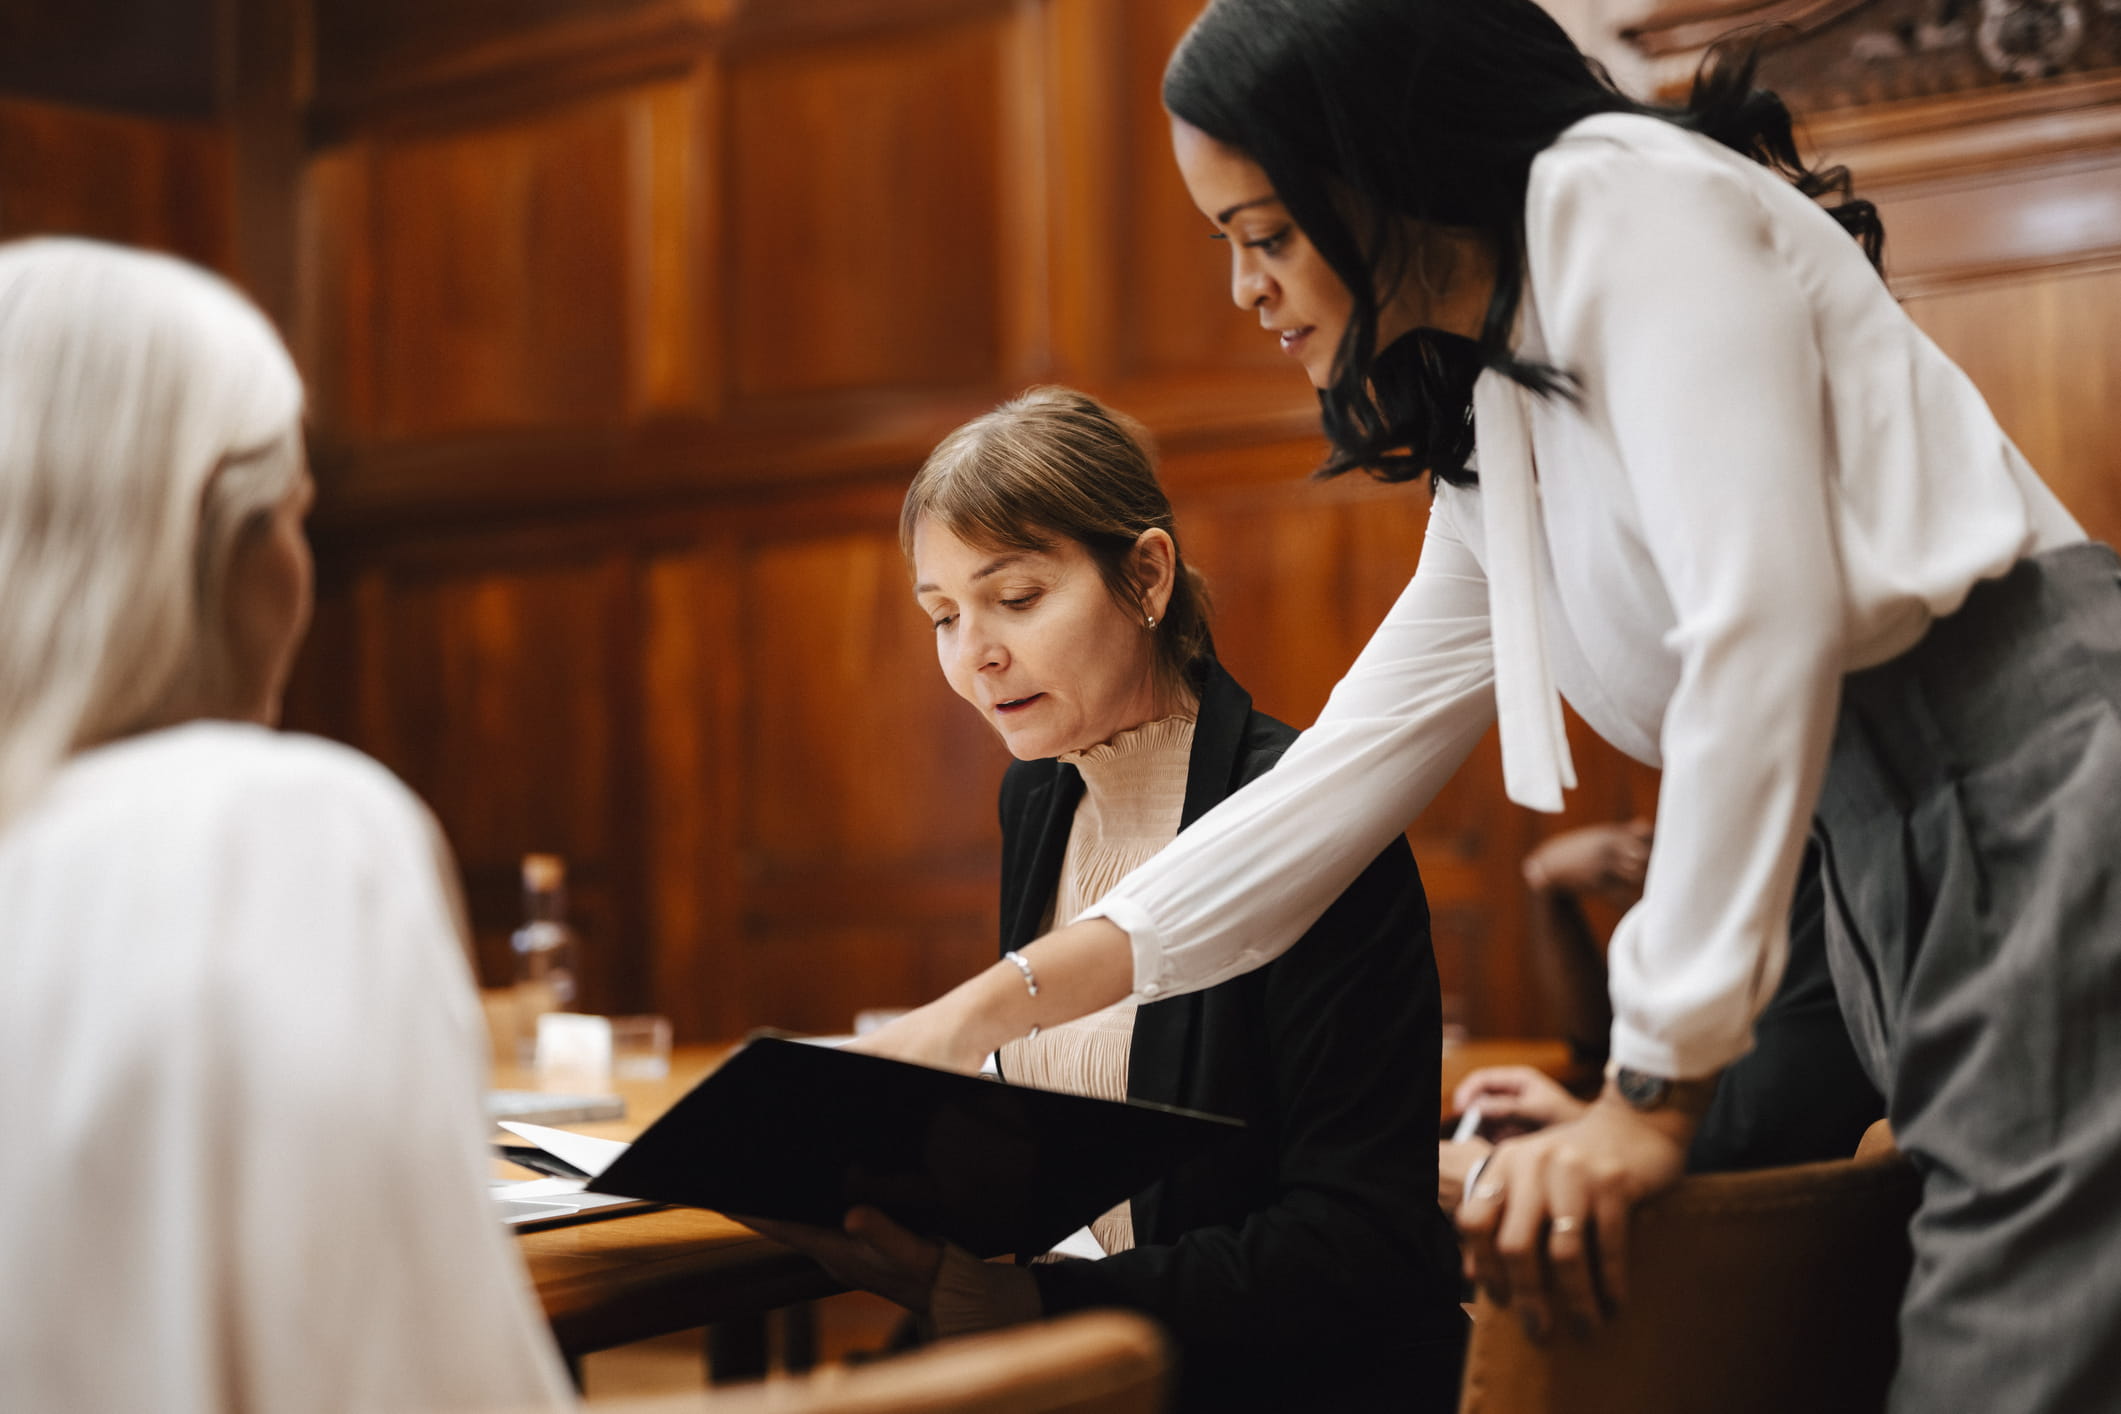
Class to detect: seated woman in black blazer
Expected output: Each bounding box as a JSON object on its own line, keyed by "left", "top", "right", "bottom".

{"left": 766, "top": 387, "right": 1465, "bottom": 1412}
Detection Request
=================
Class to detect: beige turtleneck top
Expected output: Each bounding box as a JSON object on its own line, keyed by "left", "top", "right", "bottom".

{"left": 930, "top": 712, "right": 1197, "bottom": 1336}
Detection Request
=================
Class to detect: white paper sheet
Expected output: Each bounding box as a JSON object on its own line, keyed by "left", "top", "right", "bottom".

{"left": 1048, "top": 1226, "right": 1108, "bottom": 1262}
{"left": 498, "top": 1121, "right": 631, "bottom": 1179}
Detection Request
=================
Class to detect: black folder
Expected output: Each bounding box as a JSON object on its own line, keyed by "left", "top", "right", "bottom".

{"left": 586, "top": 1037, "right": 1244, "bottom": 1258}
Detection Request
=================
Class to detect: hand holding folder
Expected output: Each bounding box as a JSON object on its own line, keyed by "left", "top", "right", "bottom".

{"left": 740, "top": 1204, "right": 946, "bottom": 1312}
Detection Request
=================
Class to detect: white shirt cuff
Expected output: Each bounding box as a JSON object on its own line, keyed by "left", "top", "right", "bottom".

{"left": 1072, "top": 895, "right": 1172, "bottom": 1000}
{"left": 1607, "top": 1015, "right": 1747, "bottom": 1082}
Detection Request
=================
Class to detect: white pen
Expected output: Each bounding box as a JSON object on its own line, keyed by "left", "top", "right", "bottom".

{"left": 1451, "top": 1103, "right": 1483, "bottom": 1144}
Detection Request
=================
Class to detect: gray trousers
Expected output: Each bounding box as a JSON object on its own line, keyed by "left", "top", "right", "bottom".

{"left": 1815, "top": 542, "right": 2121, "bottom": 1414}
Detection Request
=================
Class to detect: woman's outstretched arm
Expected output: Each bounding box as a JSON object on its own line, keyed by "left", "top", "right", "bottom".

{"left": 855, "top": 505, "right": 1496, "bottom": 1072}
{"left": 853, "top": 917, "right": 1135, "bottom": 1073}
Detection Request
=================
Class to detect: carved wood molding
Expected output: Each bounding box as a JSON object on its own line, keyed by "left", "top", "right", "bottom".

{"left": 1808, "top": 67, "right": 2121, "bottom": 180}
{"left": 309, "top": 0, "right": 1015, "bottom": 143}
{"left": 311, "top": 1, "right": 723, "bottom": 143}
{"left": 307, "top": 370, "right": 1323, "bottom": 536}
{"left": 1621, "top": 0, "right": 1874, "bottom": 58}
{"left": 1625, "top": 0, "right": 2121, "bottom": 110}
{"left": 1807, "top": 72, "right": 2121, "bottom": 295}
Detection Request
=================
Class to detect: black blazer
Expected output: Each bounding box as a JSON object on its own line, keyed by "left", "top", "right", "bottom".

{"left": 999, "top": 662, "right": 1465, "bottom": 1413}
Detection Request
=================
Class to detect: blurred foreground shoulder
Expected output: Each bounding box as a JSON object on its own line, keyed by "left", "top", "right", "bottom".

{"left": 55, "top": 720, "right": 439, "bottom": 850}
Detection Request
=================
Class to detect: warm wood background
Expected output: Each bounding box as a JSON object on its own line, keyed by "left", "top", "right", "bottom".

{"left": 3, "top": 0, "right": 2117, "bottom": 1042}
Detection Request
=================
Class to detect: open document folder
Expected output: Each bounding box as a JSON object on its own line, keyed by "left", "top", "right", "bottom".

{"left": 576, "top": 1036, "right": 1244, "bottom": 1259}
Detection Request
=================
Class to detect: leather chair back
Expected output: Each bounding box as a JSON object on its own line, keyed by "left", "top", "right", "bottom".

{"left": 1458, "top": 1150, "right": 1919, "bottom": 1414}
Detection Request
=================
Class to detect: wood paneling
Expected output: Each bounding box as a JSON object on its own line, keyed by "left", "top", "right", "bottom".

{"left": 1907, "top": 263, "right": 2121, "bottom": 534}
{"left": 0, "top": 0, "right": 220, "bottom": 117}
{"left": 638, "top": 547, "right": 747, "bottom": 1040}
{"left": 1114, "top": 0, "right": 1283, "bottom": 380}
{"left": 368, "top": 94, "right": 635, "bottom": 437}
{"left": 348, "top": 554, "right": 644, "bottom": 1004}
{"left": 629, "top": 72, "right": 721, "bottom": 418}
{"left": 316, "top": 0, "right": 674, "bottom": 104}
{"left": 729, "top": 17, "right": 1007, "bottom": 399}
{"left": 0, "top": 96, "right": 230, "bottom": 265}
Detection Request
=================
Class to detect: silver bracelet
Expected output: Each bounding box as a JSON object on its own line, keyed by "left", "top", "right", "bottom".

{"left": 1003, "top": 950, "right": 1040, "bottom": 1041}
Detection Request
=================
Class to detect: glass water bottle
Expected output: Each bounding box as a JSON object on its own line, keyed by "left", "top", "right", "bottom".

{"left": 510, "top": 853, "right": 580, "bottom": 1067}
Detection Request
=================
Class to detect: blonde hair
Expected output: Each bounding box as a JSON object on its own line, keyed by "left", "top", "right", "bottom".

{"left": 901, "top": 387, "right": 1213, "bottom": 691}
{"left": 0, "top": 237, "right": 305, "bottom": 824}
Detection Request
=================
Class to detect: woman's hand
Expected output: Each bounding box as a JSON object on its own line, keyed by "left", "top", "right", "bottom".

{"left": 843, "top": 998, "right": 989, "bottom": 1074}
{"left": 844, "top": 920, "right": 1138, "bottom": 1074}
{"left": 1455, "top": 1089, "right": 1694, "bottom": 1342}
{"left": 1523, "top": 819, "right": 1653, "bottom": 903}
{"left": 741, "top": 1205, "right": 945, "bottom": 1313}
{"left": 1452, "top": 1065, "right": 1590, "bottom": 1136}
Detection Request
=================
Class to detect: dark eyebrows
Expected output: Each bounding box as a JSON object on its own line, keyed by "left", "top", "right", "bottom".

{"left": 1214, "top": 195, "right": 1281, "bottom": 225}
{"left": 913, "top": 553, "right": 1032, "bottom": 598}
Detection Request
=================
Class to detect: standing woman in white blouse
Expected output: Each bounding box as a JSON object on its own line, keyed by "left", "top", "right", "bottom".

{"left": 0, "top": 239, "right": 575, "bottom": 1413}
{"left": 855, "top": 3, "right": 2115, "bottom": 1408}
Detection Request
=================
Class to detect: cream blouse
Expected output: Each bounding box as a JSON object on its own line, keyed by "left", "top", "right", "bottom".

{"left": 933, "top": 713, "right": 1195, "bottom": 1334}
{"left": 0, "top": 724, "right": 576, "bottom": 1413}
{"left": 1084, "top": 112, "right": 2084, "bottom": 1081}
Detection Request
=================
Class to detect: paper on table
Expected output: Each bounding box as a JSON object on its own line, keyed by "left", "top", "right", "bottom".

{"left": 1048, "top": 1226, "right": 1107, "bottom": 1262}
{"left": 499, "top": 1120, "right": 631, "bottom": 1179}
{"left": 498, "top": 1176, "right": 595, "bottom": 1200}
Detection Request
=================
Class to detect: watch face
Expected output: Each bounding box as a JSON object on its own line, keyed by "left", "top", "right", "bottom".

{"left": 1615, "top": 1068, "right": 1671, "bottom": 1111}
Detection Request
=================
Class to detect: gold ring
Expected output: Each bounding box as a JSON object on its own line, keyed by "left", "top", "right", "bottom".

{"left": 1550, "top": 1216, "right": 1580, "bottom": 1235}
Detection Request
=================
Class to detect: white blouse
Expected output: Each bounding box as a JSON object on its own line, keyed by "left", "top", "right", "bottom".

{"left": 1084, "top": 113, "right": 2083, "bottom": 1080}
{"left": 0, "top": 724, "right": 576, "bottom": 1413}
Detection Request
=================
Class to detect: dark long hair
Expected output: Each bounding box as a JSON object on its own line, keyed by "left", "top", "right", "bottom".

{"left": 1162, "top": 0, "right": 1884, "bottom": 487}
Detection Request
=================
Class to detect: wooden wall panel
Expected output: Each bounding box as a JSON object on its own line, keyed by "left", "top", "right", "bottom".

{"left": 351, "top": 555, "right": 643, "bottom": 1006}
{"left": 638, "top": 546, "right": 747, "bottom": 1040}
{"left": 367, "top": 94, "right": 635, "bottom": 438}
{"left": 1114, "top": 0, "right": 1286, "bottom": 380}
{"left": 744, "top": 919, "right": 996, "bottom": 1039}
{"left": 316, "top": 0, "right": 673, "bottom": 102}
{"left": 0, "top": 96, "right": 230, "bottom": 266}
{"left": 297, "top": 145, "right": 378, "bottom": 435}
{"left": 1906, "top": 263, "right": 2121, "bottom": 540}
{"left": 0, "top": 0, "right": 220, "bottom": 118}
{"left": 728, "top": 18, "right": 1007, "bottom": 399}
{"left": 629, "top": 72, "right": 722, "bottom": 419}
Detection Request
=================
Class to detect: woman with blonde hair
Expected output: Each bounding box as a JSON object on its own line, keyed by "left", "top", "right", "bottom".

{"left": 0, "top": 237, "right": 575, "bottom": 1413}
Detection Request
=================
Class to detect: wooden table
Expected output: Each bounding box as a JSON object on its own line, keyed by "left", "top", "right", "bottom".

{"left": 499, "top": 1045, "right": 842, "bottom": 1365}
